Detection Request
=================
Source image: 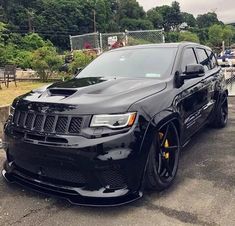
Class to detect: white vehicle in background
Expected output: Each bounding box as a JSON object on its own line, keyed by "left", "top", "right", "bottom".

{"left": 217, "top": 49, "right": 235, "bottom": 67}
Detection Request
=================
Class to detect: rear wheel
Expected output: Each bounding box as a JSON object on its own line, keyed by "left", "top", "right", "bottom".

{"left": 145, "top": 122, "right": 180, "bottom": 191}
{"left": 211, "top": 94, "right": 228, "bottom": 128}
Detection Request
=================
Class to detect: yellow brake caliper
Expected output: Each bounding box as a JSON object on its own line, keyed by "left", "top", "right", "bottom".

{"left": 159, "top": 132, "right": 170, "bottom": 159}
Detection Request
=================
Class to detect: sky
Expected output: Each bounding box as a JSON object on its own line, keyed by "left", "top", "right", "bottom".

{"left": 137, "top": 0, "right": 235, "bottom": 24}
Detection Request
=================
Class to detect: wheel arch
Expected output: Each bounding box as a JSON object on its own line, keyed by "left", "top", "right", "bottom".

{"left": 140, "top": 110, "right": 182, "bottom": 153}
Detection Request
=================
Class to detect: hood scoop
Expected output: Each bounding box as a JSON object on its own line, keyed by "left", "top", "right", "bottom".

{"left": 48, "top": 88, "right": 77, "bottom": 97}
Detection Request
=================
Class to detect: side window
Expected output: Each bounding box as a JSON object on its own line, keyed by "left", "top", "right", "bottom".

{"left": 206, "top": 50, "right": 218, "bottom": 69}
{"left": 181, "top": 48, "right": 197, "bottom": 72}
{"left": 196, "top": 48, "right": 211, "bottom": 71}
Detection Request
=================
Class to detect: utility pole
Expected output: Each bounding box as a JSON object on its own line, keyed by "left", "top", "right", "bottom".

{"left": 93, "top": 10, "right": 96, "bottom": 33}
{"left": 27, "top": 10, "right": 34, "bottom": 33}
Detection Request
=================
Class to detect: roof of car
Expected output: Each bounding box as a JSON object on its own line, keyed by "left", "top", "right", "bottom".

{"left": 110, "top": 42, "right": 211, "bottom": 52}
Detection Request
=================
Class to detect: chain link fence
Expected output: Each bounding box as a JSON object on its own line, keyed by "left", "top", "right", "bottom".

{"left": 100, "top": 32, "right": 126, "bottom": 51}
{"left": 126, "top": 29, "right": 165, "bottom": 46}
{"left": 69, "top": 32, "right": 101, "bottom": 52}
{"left": 69, "top": 29, "right": 165, "bottom": 52}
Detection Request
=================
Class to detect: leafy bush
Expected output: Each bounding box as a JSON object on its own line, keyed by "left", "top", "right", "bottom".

{"left": 0, "top": 44, "right": 19, "bottom": 66}
{"left": 165, "top": 32, "right": 179, "bottom": 43}
{"left": 21, "top": 33, "right": 53, "bottom": 51}
{"left": 69, "top": 51, "right": 95, "bottom": 74}
{"left": 179, "top": 31, "right": 199, "bottom": 43}
{"left": 15, "top": 51, "right": 33, "bottom": 69}
{"left": 31, "top": 46, "right": 63, "bottom": 81}
{"left": 127, "top": 37, "right": 152, "bottom": 46}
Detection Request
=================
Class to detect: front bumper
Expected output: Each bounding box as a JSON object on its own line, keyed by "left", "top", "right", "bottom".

{"left": 2, "top": 161, "right": 142, "bottom": 206}
{"left": 2, "top": 122, "right": 150, "bottom": 206}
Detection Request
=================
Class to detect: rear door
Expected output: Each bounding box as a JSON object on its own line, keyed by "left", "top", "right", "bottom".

{"left": 195, "top": 48, "right": 218, "bottom": 125}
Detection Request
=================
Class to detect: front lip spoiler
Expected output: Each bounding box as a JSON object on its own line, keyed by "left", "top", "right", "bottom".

{"left": 2, "top": 164, "right": 143, "bottom": 207}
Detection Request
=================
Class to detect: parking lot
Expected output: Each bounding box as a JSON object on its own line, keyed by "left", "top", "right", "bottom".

{"left": 0, "top": 98, "right": 234, "bottom": 226}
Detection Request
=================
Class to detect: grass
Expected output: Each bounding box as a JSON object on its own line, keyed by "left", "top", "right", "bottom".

{"left": 0, "top": 82, "right": 49, "bottom": 106}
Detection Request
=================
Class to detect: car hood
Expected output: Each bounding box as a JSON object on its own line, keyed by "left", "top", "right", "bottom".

{"left": 19, "top": 77, "right": 167, "bottom": 114}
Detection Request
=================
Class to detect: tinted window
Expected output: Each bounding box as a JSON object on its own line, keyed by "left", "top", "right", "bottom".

{"left": 181, "top": 48, "right": 197, "bottom": 72}
{"left": 206, "top": 50, "right": 218, "bottom": 69}
{"left": 78, "top": 47, "right": 177, "bottom": 79}
{"left": 197, "top": 48, "right": 210, "bottom": 71}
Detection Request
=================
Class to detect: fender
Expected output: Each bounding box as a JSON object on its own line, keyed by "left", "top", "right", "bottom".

{"left": 139, "top": 108, "right": 182, "bottom": 155}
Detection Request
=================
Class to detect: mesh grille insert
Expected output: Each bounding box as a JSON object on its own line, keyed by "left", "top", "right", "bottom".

{"left": 101, "top": 170, "right": 127, "bottom": 189}
{"left": 55, "top": 117, "right": 68, "bottom": 133}
{"left": 18, "top": 112, "right": 26, "bottom": 127}
{"left": 34, "top": 115, "right": 44, "bottom": 131}
{"left": 69, "top": 117, "right": 83, "bottom": 134}
{"left": 44, "top": 116, "right": 55, "bottom": 133}
{"left": 25, "top": 113, "right": 34, "bottom": 129}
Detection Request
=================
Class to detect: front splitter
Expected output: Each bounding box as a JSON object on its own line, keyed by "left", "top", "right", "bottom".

{"left": 2, "top": 163, "right": 143, "bottom": 207}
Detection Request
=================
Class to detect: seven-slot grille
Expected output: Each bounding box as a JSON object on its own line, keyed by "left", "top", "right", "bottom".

{"left": 13, "top": 110, "right": 83, "bottom": 135}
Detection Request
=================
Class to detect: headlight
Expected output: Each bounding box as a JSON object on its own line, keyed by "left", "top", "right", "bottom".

{"left": 90, "top": 112, "right": 136, "bottom": 129}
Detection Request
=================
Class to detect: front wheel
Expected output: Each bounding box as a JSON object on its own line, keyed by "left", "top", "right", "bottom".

{"left": 145, "top": 122, "right": 180, "bottom": 191}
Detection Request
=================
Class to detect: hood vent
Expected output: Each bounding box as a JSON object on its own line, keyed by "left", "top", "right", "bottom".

{"left": 48, "top": 89, "right": 77, "bottom": 97}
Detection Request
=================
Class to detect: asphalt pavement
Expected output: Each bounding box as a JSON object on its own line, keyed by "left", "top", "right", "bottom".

{"left": 0, "top": 98, "right": 234, "bottom": 226}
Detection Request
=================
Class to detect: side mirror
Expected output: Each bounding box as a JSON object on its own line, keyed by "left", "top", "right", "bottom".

{"left": 182, "top": 64, "right": 205, "bottom": 80}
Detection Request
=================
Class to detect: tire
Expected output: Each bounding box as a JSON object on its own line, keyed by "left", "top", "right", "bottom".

{"left": 211, "top": 94, "right": 228, "bottom": 129}
{"left": 145, "top": 122, "right": 180, "bottom": 191}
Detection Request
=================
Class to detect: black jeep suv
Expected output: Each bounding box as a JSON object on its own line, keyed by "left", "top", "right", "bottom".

{"left": 2, "top": 43, "right": 228, "bottom": 206}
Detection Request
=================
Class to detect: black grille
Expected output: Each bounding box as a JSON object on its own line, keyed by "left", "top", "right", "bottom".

{"left": 25, "top": 113, "right": 34, "bottom": 129}
{"left": 15, "top": 159, "right": 86, "bottom": 185}
{"left": 44, "top": 116, "right": 55, "bottom": 133}
{"left": 18, "top": 112, "right": 26, "bottom": 127}
{"left": 34, "top": 115, "right": 44, "bottom": 131}
{"left": 12, "top": 111, "right": 83, "bottom": 135}
{"left": 56, "top": 117, "right": 68, "bottom": 133}
{"left": 69, "top": 117, "right": 83, "bottom": 134}
{"left": 101, "top": 170, "right": 127, "bottom": 189}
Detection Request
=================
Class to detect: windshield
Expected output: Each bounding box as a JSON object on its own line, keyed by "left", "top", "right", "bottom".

{"left": 77, "top": 47, "right": 177, "bottom": 79}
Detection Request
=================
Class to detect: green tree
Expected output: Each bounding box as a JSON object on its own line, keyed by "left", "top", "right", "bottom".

{"left": 0, "top": 22, "right": 6, "bottom": 46}
{"left": 120, "top": 18, "right": 154, "bottom": 30}
{"left": 21, "top": 33, "right": 49, "bottom": 51}
{"left": 197, "top": 12, "right": 221, "bottom": 28}
{"left": 189, "top": 27, "right": 208, "bottom": 45}
{"left": 153, "top": 1, "right": 183, "bottom": 31}
{"left": 208, "top": 24, "right": 224, "bottom": 47}
{"left": 117, "top": 0, "right": 145, "bottom": 20}
{"left": 222, "top": 25, "right": 235, "bottom": 46}
{"left": 147, "top": 9, "right": 163, "bottom": 29}
{"left": 179, "top": 31, "right": 199, "bottom": 43}
{"left": 181, "top": 12, "right": 196, "bottom": 27}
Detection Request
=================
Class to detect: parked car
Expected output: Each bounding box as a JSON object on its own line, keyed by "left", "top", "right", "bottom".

{"left": 2, "top": 43, "right": 228, "bottom": 206}
{"left": 217, "top": 49, "right": 235, "bottom": 67}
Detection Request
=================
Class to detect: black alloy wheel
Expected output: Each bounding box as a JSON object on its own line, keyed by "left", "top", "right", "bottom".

{"left": 145, "top": 122, "right": 180, "bottom": 191}
{"left": 210, "top": 94, "right": 228, "bottom": 128}
{"left": 220, "top": 96, "right": 228, "bottom": 126}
